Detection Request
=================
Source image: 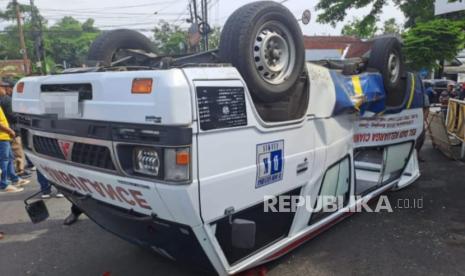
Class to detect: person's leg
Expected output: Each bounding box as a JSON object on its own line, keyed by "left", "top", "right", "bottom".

{"left": 64, "top": 204, "right": 83, "bottom": 226}
{"left": 7, "top": 146, "right": 19, "bottom": 183}
{"left": 37, "top": 171, "right": 51, "bottom": 195}
{"left": 0, "top": 141, "right": 9, "bottom": 189}
{"left": 71, "top": 204, "right": 83, "bottom": 216}
{"left": 8, "top": 145, "right": 30, "bottom": 186}
{"left": 11, "top": 137, "right": 25, "bottom": 174}
{"left": 25, "top": 156, "right": 36, "bottom": 171}
{"left": 0, "top": 141, "right": 22, "bottom": 192}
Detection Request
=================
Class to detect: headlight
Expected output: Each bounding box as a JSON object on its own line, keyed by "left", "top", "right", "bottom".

{"left": 130, "top": 146, "right": 190, "bottom": 182}
{"left": 133, "top": 147, "right": 161, "bottom": 176}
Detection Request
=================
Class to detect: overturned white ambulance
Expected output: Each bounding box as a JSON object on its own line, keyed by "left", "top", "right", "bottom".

{"left": 13, "top": 2, "right": 424, "bottom": 275}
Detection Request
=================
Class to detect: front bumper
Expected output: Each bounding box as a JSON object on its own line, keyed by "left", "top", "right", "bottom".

{"left": 25, "top": 150, "right": 217, "bottom": 273}
{"left": 57, "top": 185, "right": 216, "bottom": 274}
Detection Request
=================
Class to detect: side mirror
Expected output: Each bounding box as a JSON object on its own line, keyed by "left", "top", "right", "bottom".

{"left": 25, "top": 200, "right": 49, "bottom": 224}
{"left": 231, "top": 219, "right": 256, "bottom": 249}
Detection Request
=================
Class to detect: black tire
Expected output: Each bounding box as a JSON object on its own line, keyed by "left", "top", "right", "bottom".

{"left": 368, "top": 36, "right": 406, "bottom": 107}
{"left": 219, "top": 1, "right": 305, "bottom": 103}
{"left": 87, "top": 29, "right": 155, "bottom": 66}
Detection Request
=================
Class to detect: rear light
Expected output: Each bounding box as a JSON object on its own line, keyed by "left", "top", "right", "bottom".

{"left": 131, "top": 78, "right": 152, "bottom": 94}
{"left": 130, "top": 146, "right": 190, "bottom": 182}
{"left": 16, "top": 82, "right": 25, "bottom": 93}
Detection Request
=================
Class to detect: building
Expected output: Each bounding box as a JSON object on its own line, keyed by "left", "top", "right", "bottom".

{"left": 435, "top": 0, "right": 465, "bottom": 15}
{"left": 0, "top": 59, "right": 31, "bottom": 76}
{"left": 303, "top": 36, "right": 371, "bottom": 61}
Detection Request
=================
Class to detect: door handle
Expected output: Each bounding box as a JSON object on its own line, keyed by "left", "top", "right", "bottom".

{"left": 297, "top": 159, "right": 309, "bottom": 174}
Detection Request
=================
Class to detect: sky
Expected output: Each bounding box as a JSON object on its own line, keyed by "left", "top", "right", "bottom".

{"left": 0, "top": 0, "right": 406, "bottom": 36}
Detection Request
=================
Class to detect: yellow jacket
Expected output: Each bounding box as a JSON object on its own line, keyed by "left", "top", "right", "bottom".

{"left": 0, "top": 106, "right": 11, "bottom": 141}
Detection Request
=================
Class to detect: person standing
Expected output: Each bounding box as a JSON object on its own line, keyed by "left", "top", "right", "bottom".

{"left": 439, "top": 83, "right": 454, "bottom": 119}
{"left": 0, "top": 103, "right": 29, "bottom": 193}
{"left": 0, "top": 81, "right": 30, "bottom": 178}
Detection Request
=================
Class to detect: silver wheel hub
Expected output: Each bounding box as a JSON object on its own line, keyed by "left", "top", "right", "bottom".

{"left": 253, "top": 22, "right": 296, "bottom": 85}
{"left": 388, "top": 53, "right": 400, "bottom": 83}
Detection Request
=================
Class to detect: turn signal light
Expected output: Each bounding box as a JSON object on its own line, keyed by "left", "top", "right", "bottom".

{"left": 176, "top": 150, "right": 190, "bottom": 165}
{"left": 16, "top": 82, "right": 25, "bottom": 93}
{"left": 131, "top": 78, "right": 153, "bottom": 94}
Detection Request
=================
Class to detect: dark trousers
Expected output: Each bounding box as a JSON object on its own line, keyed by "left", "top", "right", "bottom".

{"left": 71, "top": 204, "right": 83, "bottom": 216}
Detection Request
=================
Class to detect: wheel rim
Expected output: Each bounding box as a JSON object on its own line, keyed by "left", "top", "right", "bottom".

{"left": 253, "top": 21, "right": 296, "bottom": 86}
{"left": 388, "top": 53, "right": 400, "bottom": 83}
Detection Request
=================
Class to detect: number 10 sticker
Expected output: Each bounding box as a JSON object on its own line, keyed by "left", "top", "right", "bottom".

{"left": 256, "top": 140, "right": 284, "bottom": 188}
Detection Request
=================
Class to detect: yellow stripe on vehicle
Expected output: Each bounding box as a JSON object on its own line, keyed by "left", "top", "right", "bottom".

{"left": 351, "top": 76, "right": 364, "bottom": 110}
{"left": 352, "top": 76, "right": 363, "bottom": 96}
{"left": 406, "top": 73, "right": 415, "bottom": 109}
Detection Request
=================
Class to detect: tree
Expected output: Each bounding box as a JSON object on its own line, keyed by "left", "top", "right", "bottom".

{"left": 45, "top": 17, "right": 100, "bottom": 67}
{"left": 382, "top": 18, "right": 401, "bottom": 35}
{"left": 341, "top": 17, "right": 378, "bottom": 39}
{"left": 152, "top": 21, "right": 187, "bottom": 55}
{"left": 316, "top": 0, "right": 435, "bottom": 28}
{"left": 207, "top": 27, "right": 221, "bottom": 49}
{"left": 403, "top": 19, "right": 465, "bottom": 71}
{"left": 0, "top": 2, "right": 100, "bottom": 71}
{"left": 340, "top": 17, "right": 401, "bottom": 38}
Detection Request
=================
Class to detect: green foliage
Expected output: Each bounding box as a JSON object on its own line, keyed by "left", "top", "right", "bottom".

{"left": 152, "top": 21, "right": 187, "bottom": 55}
{"left": 152, "top": 21, "right": 221, "bottom": 55}
{"left": 46, "top": 17, "right": 100, "bottom": 67}
{"left": 341, "top": 17, "right": 401, "bottom": 38}
{"left": 0, "top": 2, "right": 37, "bottom": 22}
{"left": 382, "top": 18, "right": 401, "bottom": 34}
{"left": 207, "top": 27, "right": 221, "bottom": 49}
{"left": 316, "top": 0, "right": 388, "bottom": 27}
{"left": 316, "top": 0, "right": 435, "bottom": 28}
{"left": 0, "top": 5, "right": 100, "bottom": 70}
{"left": 403, "top": 19, "right": 465, "bottom": 70}
{"left": 341, "top": 17, "right": 378, "bottom": 39}
{"left": 0, "top": 0, "right": 221, "bottom": 71}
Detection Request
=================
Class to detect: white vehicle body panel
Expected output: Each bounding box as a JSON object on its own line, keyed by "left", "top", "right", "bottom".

{"left": 13, "top": 63, "right": 422, "bottom": 275}
{"left": 13, "top": 70, "right": 192, "bottom": 125}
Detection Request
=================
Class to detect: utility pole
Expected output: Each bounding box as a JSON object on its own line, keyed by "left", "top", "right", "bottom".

{"left": 30, "top": 0, "right": 46, "bottom": 74}
{"left": 203, "top": 0, "right": 208, "bottom": 50}
{"left": 192, "top": 0, "right": 200, "bottom": 53}
{"left": 13, "top": 0, "right": 29, "bottom": 75}
{"left": 200, "top": 0, "right": 209, "bottom": 51}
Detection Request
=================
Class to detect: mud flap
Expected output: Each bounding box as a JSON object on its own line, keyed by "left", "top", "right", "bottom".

{"left": 24, "top": 190, "right": 49, "bottom": 224}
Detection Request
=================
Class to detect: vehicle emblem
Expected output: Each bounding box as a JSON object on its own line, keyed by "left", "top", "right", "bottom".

{"left": 58, "top": 140, "right": 74, "bottom": 160}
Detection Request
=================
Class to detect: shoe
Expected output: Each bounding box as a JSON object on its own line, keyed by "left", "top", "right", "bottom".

{"left": 63, "top": 213, "right": 79, "bottom": 226}
{"left": 29, "top": 166, "right": 37, "bottom": 171}
{"left": 0, "top": 185, "right": 24, "bottom": 193}
{"left": 54, "top": 193, "right": 64, "bottom": 198}
{"left": 13, "top": 179, "right": 30, "bottom": 187}
{"left": 18, "top": 170, "right": 32, "bottom": 178}
{"left": 41, "top": 193, "right": 51, "bottom": 199}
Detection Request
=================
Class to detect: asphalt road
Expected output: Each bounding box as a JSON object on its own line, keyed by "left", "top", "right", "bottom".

{"left": 1, "top": 141, "right": 465, "bottom": 276}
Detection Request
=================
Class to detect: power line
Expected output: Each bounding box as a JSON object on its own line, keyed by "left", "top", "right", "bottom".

{"left": 39, "top": 1, "right": 175, "bottom": 12}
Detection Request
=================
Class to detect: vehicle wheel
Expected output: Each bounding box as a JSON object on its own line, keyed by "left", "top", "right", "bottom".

{"left": 368, "top": 36, "right": 406, "bottom": 107}
{"left": 87, "top": 29, "right": 155, "bottom": 66}
{"left": 219, "top": 1, "right": 305, "bottom": 103}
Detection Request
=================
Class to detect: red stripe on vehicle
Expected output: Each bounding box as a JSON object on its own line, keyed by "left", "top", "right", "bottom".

{"left": 265, "top": 212, "right": 354, "bottom": 262}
